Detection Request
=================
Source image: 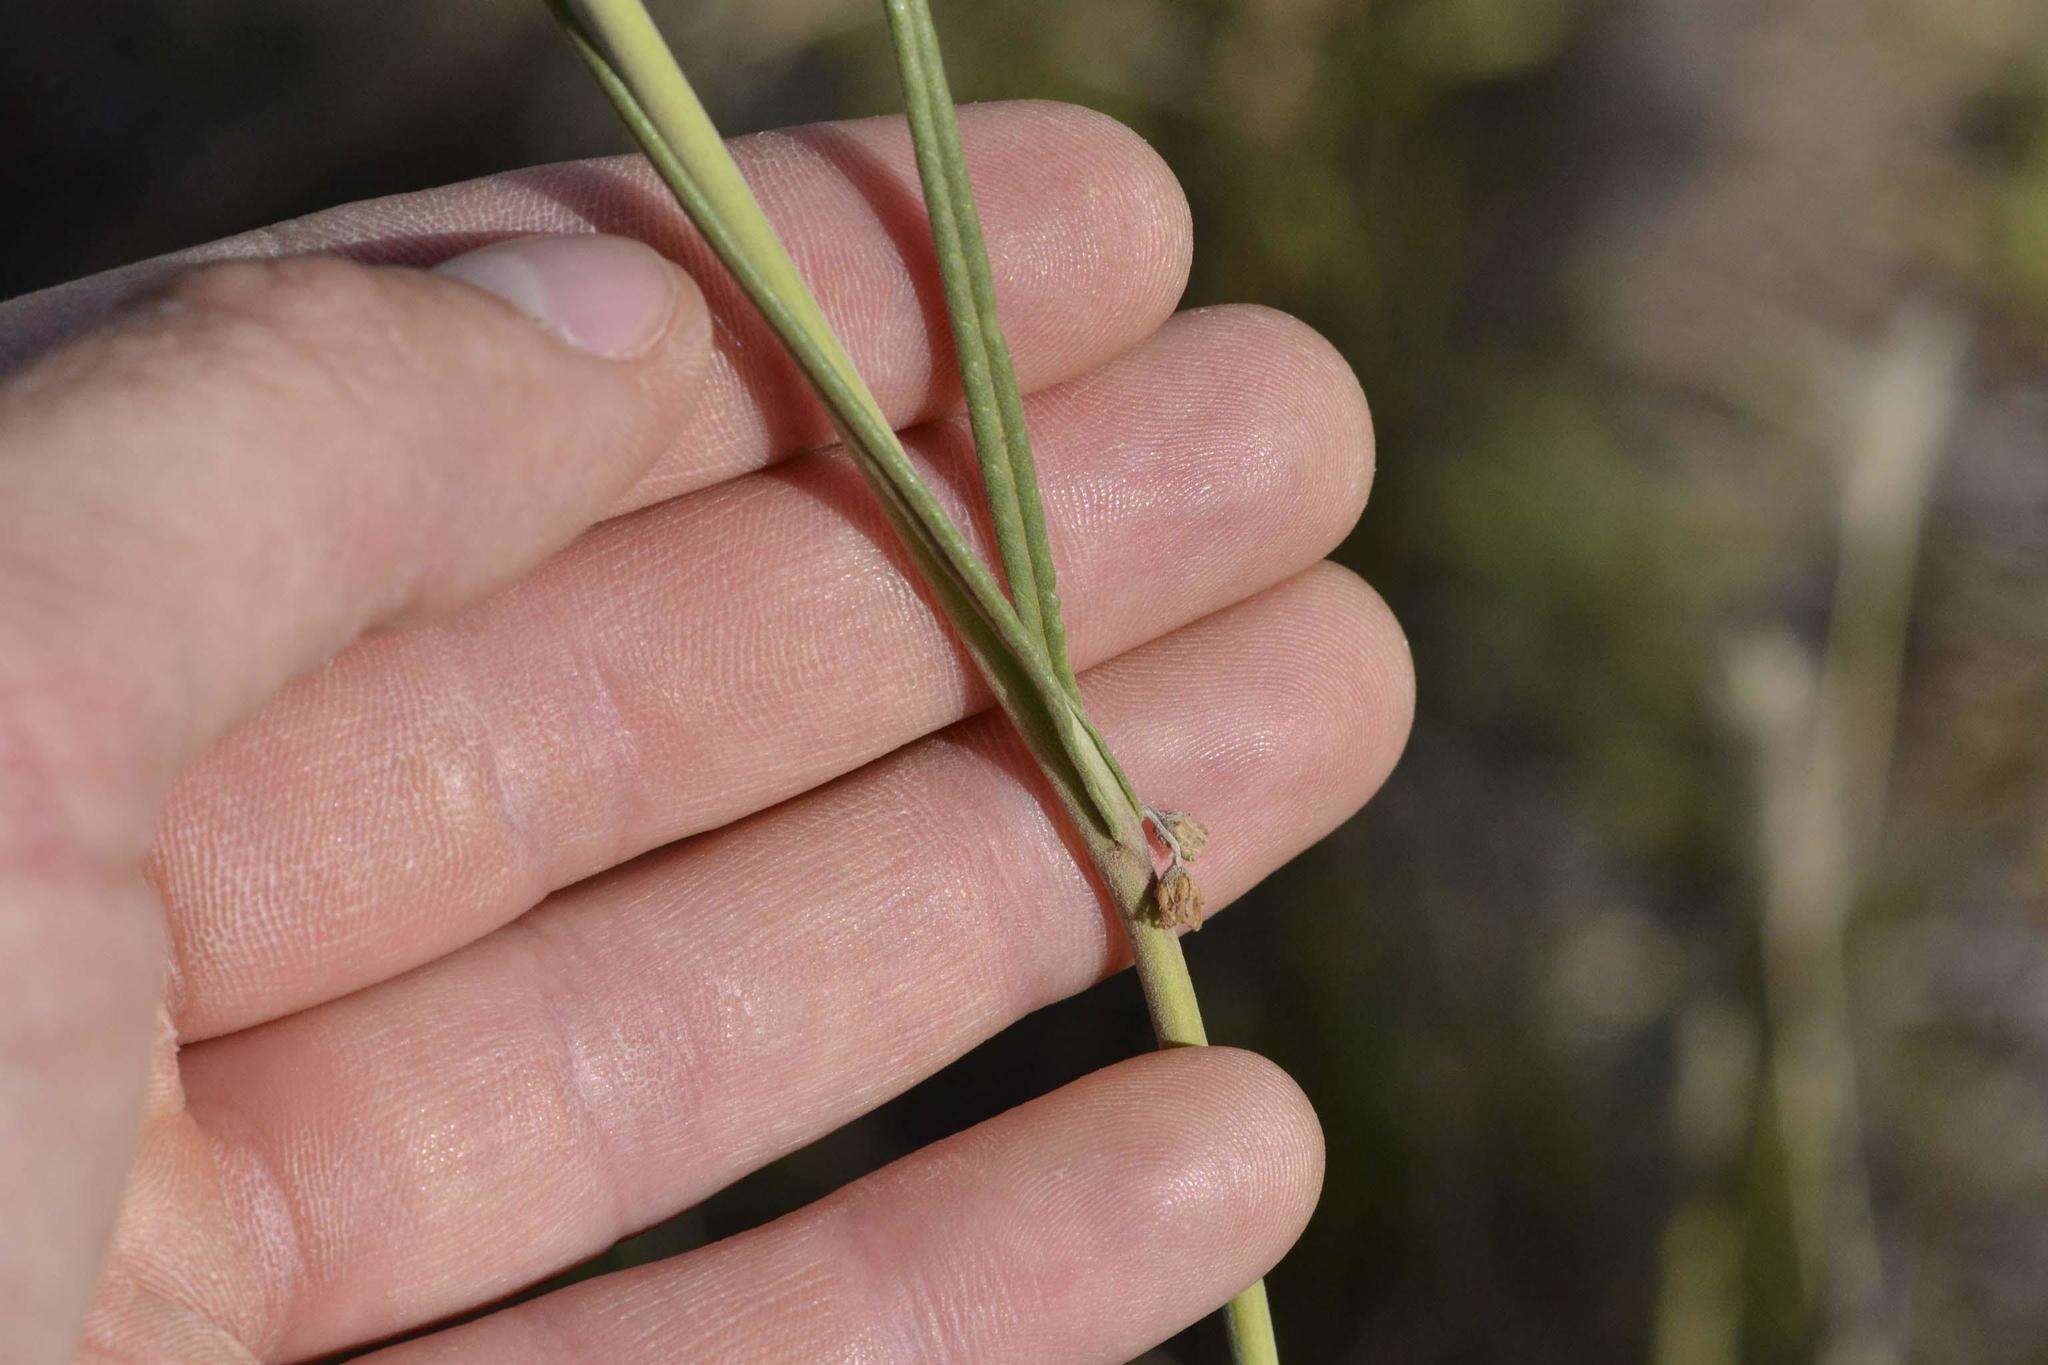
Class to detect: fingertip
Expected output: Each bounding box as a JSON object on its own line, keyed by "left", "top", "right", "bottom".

{"left": 1290, "top": 563, "right": 1416, "bottom": 807}
{"left": 1207, "top": 304, "right": 1376, "bottom": 541}
{"left": 1224, "top": 1047, "right": 1328, "bottom": 1249}
{"left": 960, "top": 100, "right": 1193, "bottom": 354}
{"left": 1013, "top": 100, "right": 1195, "bottom": 315}
{"left": 1132, "top": 564, "right": 1410, "bottom": 892}
{"left": 1125, "top": 1046, "right": 1326, "bottom": 1262}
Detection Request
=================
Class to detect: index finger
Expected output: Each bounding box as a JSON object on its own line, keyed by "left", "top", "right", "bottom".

{"left": 0, "top": 100, "right": 1193, "bottom": 510}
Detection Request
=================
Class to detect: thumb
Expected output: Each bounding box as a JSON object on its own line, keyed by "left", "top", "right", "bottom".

{"left": 0, "top": 233, "right": 708, "bottom": 1360}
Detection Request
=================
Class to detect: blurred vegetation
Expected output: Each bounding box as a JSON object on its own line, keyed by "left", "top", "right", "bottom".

{"left": 7, "top": 0, "right": 2047, "bottom": 1359}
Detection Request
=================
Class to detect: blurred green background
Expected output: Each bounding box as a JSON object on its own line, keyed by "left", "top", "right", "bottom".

{"left": 7, "top": 1, "right": 2045, "bottom": 1359}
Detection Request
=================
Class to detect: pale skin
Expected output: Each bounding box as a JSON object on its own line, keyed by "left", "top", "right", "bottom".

{"left": 0, "top": 102, "right": 1411, "bottom": 1362}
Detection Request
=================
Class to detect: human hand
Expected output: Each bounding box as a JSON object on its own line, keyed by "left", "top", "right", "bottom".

{"left": 0, "top": 102, "right": 1409, "bottom": 1362}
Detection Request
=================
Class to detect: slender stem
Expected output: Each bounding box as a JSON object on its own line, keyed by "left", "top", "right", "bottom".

{"left": 1226, "top": 1280, "right": 1280, "bottom": 1365}
{"left": 882, "top": 9, "right": 1276, "bottom": 1359}
{"left": 550, "top": 0, "right": 1136, "bottom": 844}
{"left": 883, "top": 1, "right": 1041, "bottom": 643}
{"left": 1129, "top": 924, "right": 1206, "bottom": 1046}
{"left": 547, "top": 6, "right": 1273, "bottom": 1360}
{"left": 881, "top": 0, "right": 1074, "bottom": 690}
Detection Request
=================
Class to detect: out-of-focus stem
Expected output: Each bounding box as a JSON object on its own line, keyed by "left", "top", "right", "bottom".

{"left": 1726, "top": 300, "right": 1966, "bottom": 1364}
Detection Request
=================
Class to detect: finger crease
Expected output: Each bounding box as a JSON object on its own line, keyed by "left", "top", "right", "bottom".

{"left": 506, "top": 915, "right": 635, "bottom": 1247}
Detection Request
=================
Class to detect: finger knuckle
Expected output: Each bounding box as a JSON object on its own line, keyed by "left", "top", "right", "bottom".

{"left": 158, "top": 256, "right": 415, "bottom": 411}
{"left": 0, "top": 649, "right": 150, "bottom": 872}
{"left": 168, "top": 255, "right": 394, "bottom": 344}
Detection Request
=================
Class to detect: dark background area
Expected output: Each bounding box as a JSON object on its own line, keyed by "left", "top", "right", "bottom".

{"left": 8, "top": 1, "right": 2046, "bottom": 1360}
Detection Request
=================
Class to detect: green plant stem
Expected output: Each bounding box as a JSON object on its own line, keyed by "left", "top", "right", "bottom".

{"left": 875, "top": 0, "right": 1251, "bottom": 1091}
{"left": 876, "top": 0, "right": 1161, "bottom": 848}
{"left": 876, "top": 0, "right": 1254, "bottom": 1094}
{"left": 1226, "top": 1278, "right": 1281, "bottom": 1365}
{"left": 880, "top": 0, "right": 1074, "bottom": 692}
{"left": 1129, "top": 924, "right": 1205, "bottom": 1044}
{"left": 547, "top": 0, "right": 1135, "bottom": 849}
{"left": 547, "top": 5, "right": 1270, "bottom": 1359}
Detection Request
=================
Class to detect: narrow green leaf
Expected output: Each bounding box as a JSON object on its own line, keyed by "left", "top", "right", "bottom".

{"left": 882, "top": 0, "right": 1076, "bottom": 692}
{"left": 546, "top": 0, "right": 1141, "bottom": 847}
{"left": 872, "top": 14, "right": 1281, "bottom": 1359}
{"left": 882, "top": 1, "right": 1042, "bottom": 647}
{"left": 881, "top": 0, "right": 1148, "bottom": 818}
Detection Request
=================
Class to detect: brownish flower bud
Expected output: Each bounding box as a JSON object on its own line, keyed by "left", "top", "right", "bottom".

{"left": 1153, "top": 868, "right": 1205, "bottom": 931}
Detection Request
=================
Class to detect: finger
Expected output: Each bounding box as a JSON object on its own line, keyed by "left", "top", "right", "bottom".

{"left": 2, "top": 239, "right": 711, "bottom": 839}
{"left": 365, "top": 1048, "right": 1322, "bottom": 1365}
{"left": 0, "top": 236, "right": 710, "bottom": 1359}
{"left": 155, "top": 305, "right": 1375, "bottom": 1038}
{"left": 175, "top": 564, "right": 1408, "bottom": 1358}
{"left": 0, "top": 102, "right": 1193, "bottom": 511}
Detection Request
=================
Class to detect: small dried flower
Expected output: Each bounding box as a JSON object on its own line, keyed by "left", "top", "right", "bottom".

{"left": 1153, "top": 868, "right": 1205, "bottom": 931}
